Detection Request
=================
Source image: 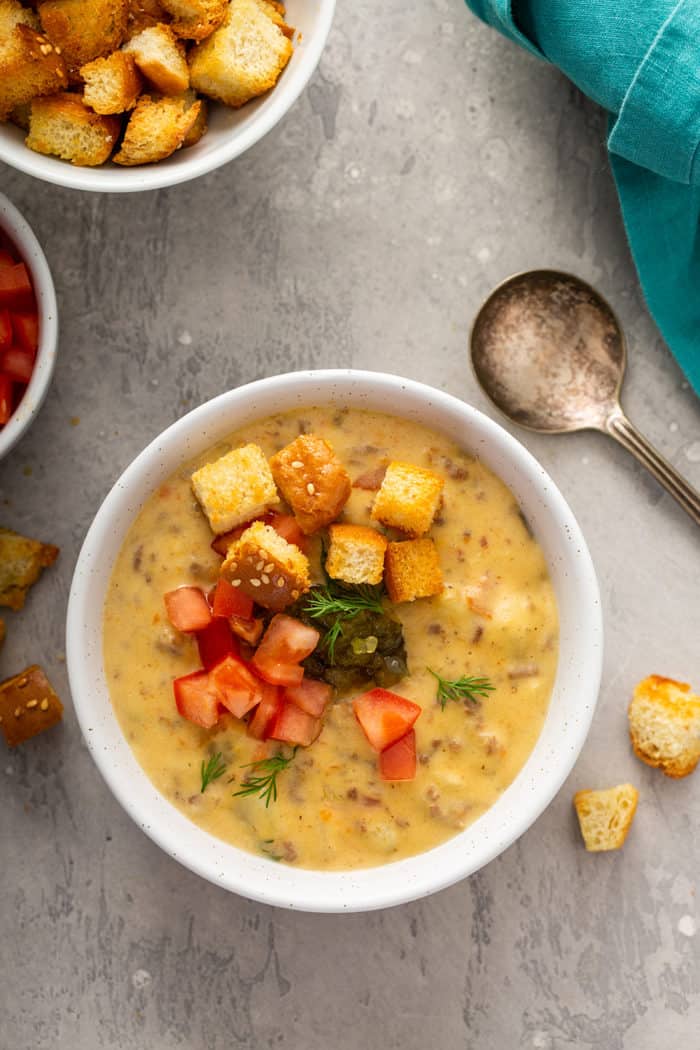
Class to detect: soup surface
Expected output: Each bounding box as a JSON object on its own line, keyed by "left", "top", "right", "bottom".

{"left": 103, "top": 407, "right": 558, "bottom": 870}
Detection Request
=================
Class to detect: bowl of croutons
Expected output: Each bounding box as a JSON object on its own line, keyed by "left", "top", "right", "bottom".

{"left": 0, "top": 0, "right": 335, "bottom": 191}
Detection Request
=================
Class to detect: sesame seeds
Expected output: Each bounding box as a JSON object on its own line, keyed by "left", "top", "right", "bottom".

{"left": 255, "top": 561, "right": 264, "bottom": 571}
{"left": 231, "top": 579, "right": 241, "bottom": 587}
{"left": 291, "top": 589, "right": 299, "bottom": 600}
{"left": 250, "top": 578, "right": 261, "bottom": 587}
{"left": 13, "top": 708, "right": 21, "bottom": 719}
{"left": 306, "top": 482, "right": 315, "bottom": 495}
{"left": 17, "top": 678, "right": 28, "bottom": 689}
{"left": 261, "top": 574, "right": 270, "bottom": 585}
{"left": 26, "top": 700, "right": 38, "bottom": 709}
{"left": 40, "top": 699, "right": 49, "bottom": 711}
{"left": 276, "top": 576, "right": 285, "bottom": 588}
{"left": 264, "top": 563, "right": 274, "bottom": 573}
{"left": 291, "top": 460, "right": 304, "bottom": 469}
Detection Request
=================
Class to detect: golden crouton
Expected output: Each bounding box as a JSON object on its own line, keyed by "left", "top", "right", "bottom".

{"left": 81, "top": 51, "right": 142, "bottom": 113}
{"left": 628, "top": 674, "right": 700, "bottom": 778}
{"left": 160, "top": 0, "right": 227, "bottom": 40}
{"left": 384, "top": 538, "right": 443, "bottom": 603}
{"left": 221, "top": 520, "right": 310, "bottom": 612}
{"left": 326, "top": 524, "right": 387, "bottom": 586}
{"left": 573, "top": 784, "right": 639, "bottom": 852}
{"left": 38, "top": 0, "right": 128, "bottom": 76}
{"left": 181, "top": 87, "right": 207, "bottom": 145}
{"left": 189, "top": 0, "right": 293, "bottom": 109}
{"left": 0, "top": 22, "right": 68, "bottom": 120}
{"left": 0, "top": 527, "right": 59, "bottom": 610}
{"left": 371, "top": 461, "right": 444, "bottom": 537}
{"left": 126, "top": 0, "right": 169, "bottom": 38}
{"left": 27, "top": 92, "right": 121, "bottom": 165}
{"left": 0, "top": 0, "right": 39, "bottom": 36}
{"left": 269, "top": 434, "right": 351, "bottom": 535}
{"left": 112, "top": 92, "right": 199, "bottom": 164}
{"left": 0, "top": 664, "right": 64, "bottom": 748}
{"left": 253, "top": 0, "right": 293, "bottom": 37}
{"left": 8, "top": 101, "right": 32, "bottom": 129}
{"left": 191, "top": 443, "right": 278, "bottom": 535}
{"left": 123, "top": 22, "right": 189, "bottom": 94}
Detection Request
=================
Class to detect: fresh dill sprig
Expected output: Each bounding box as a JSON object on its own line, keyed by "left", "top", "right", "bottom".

{"left": 303, "top": 582, "right": 384, "bottom": 663}
{"left": 200, "top": 752, "right": 227, "bottom": 793}
{"left": 233, "top": 748, "right": 298, "bottom": 808}
{"left": 428, "top": 669, "right": 495, "bottom": 710}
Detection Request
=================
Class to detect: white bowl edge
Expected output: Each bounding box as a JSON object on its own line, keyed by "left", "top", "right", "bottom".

{"left": 67, "top": 369, "right": 603, "bottom": 912}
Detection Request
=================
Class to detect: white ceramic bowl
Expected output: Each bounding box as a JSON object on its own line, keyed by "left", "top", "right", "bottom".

{"left": 67, "top": 370, "right": 603, "bottom": 912}
{"left": 0, "top": 0, "right": 335, "bottom": 193}
{"left": 0, "top": 192, "right": 58, "bottom": 460}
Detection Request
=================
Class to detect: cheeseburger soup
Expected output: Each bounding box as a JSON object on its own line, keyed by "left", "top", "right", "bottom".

{"left": 103, "top": 407, "right": 558, "bottom": 870}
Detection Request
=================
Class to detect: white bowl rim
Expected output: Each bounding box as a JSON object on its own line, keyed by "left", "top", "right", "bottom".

{"left": 0, "top": 0, "right": 336, "bottom": 194}
{"left": 67, "top": 369, "right": 603, "bottom": 912}
{"left": 0, "top": 192, "right": 58, "bottom": 460}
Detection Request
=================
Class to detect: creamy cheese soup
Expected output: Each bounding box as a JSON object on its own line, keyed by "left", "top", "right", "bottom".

{"left": 103, "top": 407, "right": 558, "bottom": 870}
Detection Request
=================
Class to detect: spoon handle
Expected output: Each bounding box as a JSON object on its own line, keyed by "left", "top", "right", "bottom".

{"left": 605, "top": 409, "right": 700, "bottom": 526}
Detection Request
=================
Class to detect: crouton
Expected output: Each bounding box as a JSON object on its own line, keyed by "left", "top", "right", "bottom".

{"left": 326, "top": 524, "right": 387, "bottom": 586}
{"left": 384, "top": 538, "right": 443, "bottom": 603}
{"left": 573, "top": 784, "right": 639, "bottom": 852}
{"left": 126, "top": 0, "right": 169, "bottom": 38}
{"left": 160, "top": 0, "right": 227, "bottom": 41}
{"left": 0, "top": 23, "right": 68, "bottom": 120}
{"left": 81, "top": 51, "right": 142, "bottom": 113}
{"left": 0, "top": 664, "right": 63, "bottom": 748}
{"left": 221, "top": 520, "right": 310, "bottom": 611}
{"left": 112, "top": 91, "right": 199, "bottom": 164}
{"left": 628, "top": 674, "right": 700, "bottom": 778}
{"left": 181, "top": 87, "right": 207, "bottom": 145}
{"left": 371, "top": 461, "right": 444, "bottom": 537}
{"left": 8, "top": 101, "right": 31, "bottom": 129}
{"left": 189, "top": 0, "right": 293, "bottom": 109}
{"left": 269, "top": 434, "right": 351, "bottom": 535}
{"left": 123, "top": 22, "right": 188, "bottom": 94}
{"left": 27, "top": 92, "right": 121, "bottom": 165}
{"left": 38, "top": 0, "right": 128, "bottom": 76}
{"left": 191, "top": 443, "right": 278, "bottom": 535}
{"left": 253, "top": 0, "right": 293, "bottom": 37}
{"left": 0, "top": 527, "right": 59, "bottom": 610}
{"left": 0, "top": 0, "right": 39, "bottom": 36}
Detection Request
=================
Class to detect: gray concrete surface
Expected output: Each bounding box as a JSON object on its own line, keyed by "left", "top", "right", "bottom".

{"left": 1, "top": 2, "right": 699, "bottom": 1047}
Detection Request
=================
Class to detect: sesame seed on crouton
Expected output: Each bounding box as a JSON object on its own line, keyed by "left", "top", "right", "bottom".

{"left": 326, "top": 524, "right": 387, "bottom": 586}
{"left": 26, "top": 92, "right": 121, "bottom": 165}
{"left": 112, "top": 91, "right": 200, "bottom": 164}
{"left": 81, "top": 51, "right": 142, "bottom": 113}
{"left": 160, "top": 0, "right": 227, "bottom": 41}
{"left": 573, "top": 784, "right": 639, "bottom": 852}
{"left": 371, "top": 461, "right": 444, "bottom": 537}
{"left": 38, "top": 0, "right": 128, "bottom": 78}
{"left": 221, "top": 520, "right": 310, "bottom": 612}
{"left": 123, "top": 22, "right": 189, "bottom": 94}
{"left": 0, "top": 21, "right": 68, "bottom": 120}
{"left": 628, "top": 674, "right": 700, "bottom": 778}
{"left": 384, "top": 538, "right": 443, "bottom": 603}
{"left": 269, "top": 433, "right": 351, "bottom": 535}
{"left": 188, "top": 0, "right": 293, "bottom": 109}
{"left": 191, "top": 443, "right": 278, "bottom": 536}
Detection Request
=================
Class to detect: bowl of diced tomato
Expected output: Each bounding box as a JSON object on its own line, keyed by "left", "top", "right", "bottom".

{"left": 0, "top": 192, "right": 58, "bottom": 460}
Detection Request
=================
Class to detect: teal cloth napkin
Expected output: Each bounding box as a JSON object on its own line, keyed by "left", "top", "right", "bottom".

{"left": 465, "top": 0, "right": 700, "bottom": 396}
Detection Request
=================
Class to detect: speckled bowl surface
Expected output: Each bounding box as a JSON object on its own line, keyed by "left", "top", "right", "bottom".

{"left": 67, "top": 370, "right": 603, "bottom": 912}
{"left": 0, "top": 0, "right": 335, "bottom": 193}
{"left": 0, "top": 193, "right": 58, "bottom": 461}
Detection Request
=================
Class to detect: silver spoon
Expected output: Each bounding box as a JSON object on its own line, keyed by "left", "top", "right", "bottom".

{"left": 470, "top": 270, "right": 700, "bottom": 526}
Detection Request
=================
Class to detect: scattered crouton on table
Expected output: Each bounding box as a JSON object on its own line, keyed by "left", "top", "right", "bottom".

{"left": 0, "top": 527, "right": 59, "bottom": 610}
{"left": 0, "top": 664, "right": 64, "bottom": 748}
{"left": 573, "top": 784, "right": 639, "bottom": 852}
{"left": 269, "top": 434, "right": 351, "bottom": 535}
{"left": 628, "top": 673, "right": 700, "bottom": 778}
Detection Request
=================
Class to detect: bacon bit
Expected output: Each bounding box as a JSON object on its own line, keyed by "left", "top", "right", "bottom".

{"left": 282, "top": 841, "right": 298, "bottom": 862}
{"left": 352, "top": 464, "right": 387, "bottom": 491}
{"left": 479, "top": 536, "right": 488, "bottom": 549}
{"left": 360, "top": 794, "right": 381, "bottom": 807}
{"left": 468, "top": 596, "right": 492, "bottom": 619}
{"left": 508, "top": 663, "right": 539, "bottom": 679}
{"left": 427, "top": 622, "right": 444, "bottom": 636}
{"left": 463, "top": 530, "right": 472, "bottom": 542}
{"left": 346, "top": 787, "right": 358, "bottom": 800}
{"left": 471, "top": 625, "right": 484, "bottom": 645}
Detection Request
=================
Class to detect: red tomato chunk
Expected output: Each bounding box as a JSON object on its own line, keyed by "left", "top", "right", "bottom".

{"left": 164, "top": 587, "right": 212, "bottom": 633}
{"left": 0, "top": 309, "right": 11, "bottom": 351}
{"left": 211, "top": 576, "right": 253, "bottom": 620}
{"left": 209, "top": 655, "right": 261, "bottom": 718}
{"left": 2, "top": 348, "right": 33, "bottom": 384}
{"left": 252, "top": 614, "right": 319, "bottom": 686}
{"left": 247, "top": 682, "right": 282, "bottom": 739}
{"left": 270, "top": 701, "right": 321, "bottom": 747}
{"left": 0, "top": 374, "right": 12, "bottom": 425}
{"left": 353, "top": 688, "right": 422, "bottom": 751}
{"left": 0, "top": 262, "right": 33, "bottom": 309}
{"left": 173, "top": 671, "right": 220, "bottom": 728}
{"left": 284, "top": 678, "right": 332, "bottom": 717}
{"left": 379, "top": 729, "right": 417, "bottom": 781}
{"left": 196, "top": 617, "right": 239, "bottom": 670}
{"left": 11, "top": 311, "right": 38, "bottom": 354}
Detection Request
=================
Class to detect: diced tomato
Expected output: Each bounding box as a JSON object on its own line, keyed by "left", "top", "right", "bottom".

{"left": 0, "top": 263, "right": 33, "bottom": 309}
{"left": 270, "top": 701, "right": 321, "bottom": 747}
{"left": 0, "top": 310, "right": 11, "bottom": 351}
{"left": 284, "top": 678, "right": 332, "bottom": 717}
{"left": 209, "top": 654, "right": 261, "bottom": 718}
{"left": 230, "top": 615, "right": 264, "bottom": 645}
{"left": 266, "top": 512, "right": 308, "bottom": 552}
{"left": 379, "top": 729, "right": 416, "bottom": 781}
{"left": 196, "top": 617, "right": 239, "bottom": 670}
{"left": 2, "top": 348, "right": 33, "bottom": 384}
{"left": 247, "top": 681, "right": 282, "bottom": 739}
{"left": 164, "top": 586, "right": 212, "bottom": 632}
{"left": 211, "top": 576, "right": 253, "bottom": 620}
{"left": 255, "top": 614, "right": 319, "bottom": 664}
{"left": 210, "top": 525, "right": 246, "bottom": 557}
{"left": 11, "top": 311, "right": 38, "bottom": 353}
{"left": 0, "top": 373, "right": 12, "bottom": 425}
{"left": 0, "top": 250, "right": 14, "bottom": 267}
{"left": 173, "top": 670, "right": 220, "bottom": 728}
{"left": 253, "top": 655, "right": 304, "bottom": 687}
{"left": 352, "top": 688, "right": 422, "bottom": 751}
